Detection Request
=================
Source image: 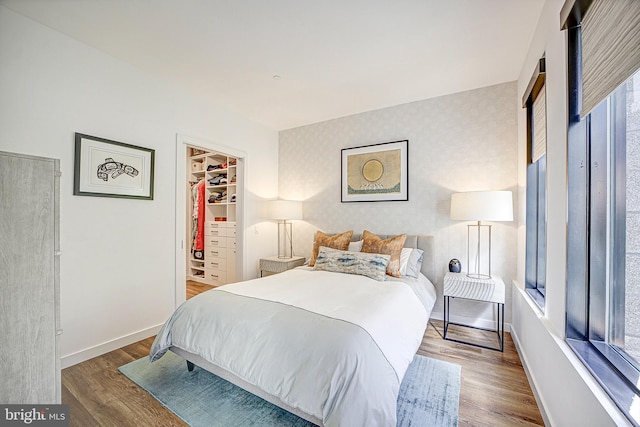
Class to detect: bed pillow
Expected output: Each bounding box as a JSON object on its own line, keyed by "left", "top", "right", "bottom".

{"left": 361, "top": 230, "right": 407, "bottom": 277}
{"left": 308, "top": 230, "right": 354, "bottom": 267}
{"left": 314, "top": 246, "right": 390, "bottom": 281}
{"left": 399, "top": 248, "right": 425, "bottom": 278}
{"left": 348, "top": 240, "right": 363, "bottom": 252}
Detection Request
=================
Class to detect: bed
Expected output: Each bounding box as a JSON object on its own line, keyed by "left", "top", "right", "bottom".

{"left": 150, "top": 233, "right": 437, "bottom": 426}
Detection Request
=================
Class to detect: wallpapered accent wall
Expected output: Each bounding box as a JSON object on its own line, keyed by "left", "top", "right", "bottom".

{"left": 278, "top": 82, "right": 518, "bottom": 323}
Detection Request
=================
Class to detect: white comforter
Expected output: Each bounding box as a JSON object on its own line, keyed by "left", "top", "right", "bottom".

{"left": 150, "top": 268, "right": 436, "bottom": 426}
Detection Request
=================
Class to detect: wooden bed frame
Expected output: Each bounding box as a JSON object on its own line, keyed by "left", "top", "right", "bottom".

{"left": 170, "top": 234, "right": 435, "bottom": 426}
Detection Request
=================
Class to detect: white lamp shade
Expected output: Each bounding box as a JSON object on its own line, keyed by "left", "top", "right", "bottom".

{"left": 268, "top": 200, "right": 303, "bottom": 220}
{"left": 450, "top": 191, "right": 513, "bottom": 222}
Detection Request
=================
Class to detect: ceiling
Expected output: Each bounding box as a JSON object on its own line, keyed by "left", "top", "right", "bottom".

{"left": 1, "top": 0, "right": 544, "bottom": 130}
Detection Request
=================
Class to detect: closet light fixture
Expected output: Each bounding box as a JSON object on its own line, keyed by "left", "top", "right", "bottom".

{"left": 450, "top": 191, "right": 513, "bottom": 279}
{"left": 268, "top": 200, "right": 303, "bottom": 259}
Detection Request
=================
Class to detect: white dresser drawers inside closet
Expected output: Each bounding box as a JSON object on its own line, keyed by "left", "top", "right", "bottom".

{"left": 204, "top": 269, "right": 227, "bottom": 285}
{"left": 206, "top": 235, "right": 227, "bottom": 248}
{"left": 204, "top": 222, "right": 237, "bottom": 286}
{"left": 207, "top": 247, "right": 227, "bottom": 259}
{"left": 205, "top": 236, "right": 236, "bottom": 249}
{"left": 206, "top": 258, "right": 227, "bottom": 271}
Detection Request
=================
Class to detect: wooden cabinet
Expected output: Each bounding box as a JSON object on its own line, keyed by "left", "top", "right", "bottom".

{"left": 187, "top": 148, "right": 239, "bottom": 286}
{"left": 0, "top": 151, "right": 61, "bottom": 403}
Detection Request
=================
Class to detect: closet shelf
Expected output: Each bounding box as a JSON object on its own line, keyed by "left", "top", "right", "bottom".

{"left": 207, "top": 168, "right": 228, "bottom": 174}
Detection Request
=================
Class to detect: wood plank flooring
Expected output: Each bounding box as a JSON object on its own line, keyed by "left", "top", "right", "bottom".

{"left": 421, "top": 322, "right": 544, "bottom": 426}
{"left": 61, "top": 282, "right": 544, "bottom": 426}
{"left": 186, "top": 279, "right": 216, "bottom": 299}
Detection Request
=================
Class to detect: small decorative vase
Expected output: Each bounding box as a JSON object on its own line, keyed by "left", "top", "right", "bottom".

{"left": 449, "top": 258, "right": 461, "bottom": 273}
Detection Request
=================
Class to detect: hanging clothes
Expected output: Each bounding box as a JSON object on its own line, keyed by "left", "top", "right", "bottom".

{"left": 190, "top": 180, "right": 206, "bottom": 259}
{"left": 195, "top": 180, "right": 206, "bottom": 252}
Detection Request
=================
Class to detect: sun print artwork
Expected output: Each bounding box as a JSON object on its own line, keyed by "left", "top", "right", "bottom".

{"left": 341, "top": 140, "right": 408, "bottom": 202}
{"left": 347, "top": 150, "right": 400, "bottom": 194}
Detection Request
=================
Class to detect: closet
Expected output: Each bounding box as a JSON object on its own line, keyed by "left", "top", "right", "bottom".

{"left": 187, "top": 146, "right": 239, "bottom": 286}
{"left": 0, "top": 151, "right": 61, "bottom": 403}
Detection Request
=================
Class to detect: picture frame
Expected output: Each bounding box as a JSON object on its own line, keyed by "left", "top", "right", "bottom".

{"left": 73, "top": 133, "right": 155, "bottom": 200}
{"left": 341, "top": 140, "right": 408, "bottom": 202}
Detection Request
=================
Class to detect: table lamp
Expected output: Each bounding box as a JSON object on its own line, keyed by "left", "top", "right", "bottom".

{"left": 450, "top": 191, "right": 513, "bottom": 279}
{"left": 268, "top": 200, "right": 303, "bottom": 259}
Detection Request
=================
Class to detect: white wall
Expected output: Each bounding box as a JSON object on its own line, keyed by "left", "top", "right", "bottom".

{"left": 0, "top": 6, "right": 279, "bottom": 367}
{"left": 513, "top": 0, "right": 632, "bottom": 425}
{"left": 279, "top": 82, "right": 518, "bottom": 326}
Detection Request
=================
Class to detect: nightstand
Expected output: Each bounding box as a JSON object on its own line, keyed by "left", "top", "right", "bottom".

{"left": 443, "top": 272, "right": 505, "bottom": 352}
{"left": 259, "top": 256, "right": 305, "bottom": 277}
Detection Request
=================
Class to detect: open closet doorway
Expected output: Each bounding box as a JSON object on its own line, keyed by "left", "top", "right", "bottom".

{"left": 175, "top": 135, "right": 246, "bottom": 307}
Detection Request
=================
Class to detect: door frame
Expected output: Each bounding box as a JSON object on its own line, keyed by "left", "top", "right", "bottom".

{"left": 174, "top": 134, "right": 247, "bottom": 307}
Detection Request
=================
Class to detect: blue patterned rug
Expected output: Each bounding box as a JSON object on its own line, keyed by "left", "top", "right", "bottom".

{"left": 119, "top": 351, "right": 460, "bottom": 426}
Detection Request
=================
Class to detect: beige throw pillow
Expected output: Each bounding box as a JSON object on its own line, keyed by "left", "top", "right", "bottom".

{"left": 308, "top": 230, "right": 354, "bottom": 267}
{"left": 361, "top": 230, "right": 407, "bottom": 277}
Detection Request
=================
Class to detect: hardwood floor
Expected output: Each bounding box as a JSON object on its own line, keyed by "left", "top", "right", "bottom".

{"left": 61, "top": 282, "right": 544, "bottom": 426}
{"left": 420, "top": 322, "right": 544, "bottom": 426}
{"left": 185, "top": 279, "right": 216, "bottom": 299}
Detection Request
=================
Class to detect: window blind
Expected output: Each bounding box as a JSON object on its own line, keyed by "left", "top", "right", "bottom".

{"left": 581, "top": 0, "right": 640, "bottom": 117}
{"left": 532, "top": 83, "right": 547, "bottom": 163}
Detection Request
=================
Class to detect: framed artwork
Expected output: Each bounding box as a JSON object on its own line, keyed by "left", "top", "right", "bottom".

{"left": 73, "top": 133, "right": 155, "bottom": 200}
{"left": 341, "top": 140, "right": 408, "bottom": 202}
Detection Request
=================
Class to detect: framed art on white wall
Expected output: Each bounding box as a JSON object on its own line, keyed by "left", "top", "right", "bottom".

{"left": 341, "top": 139, "right": 408, "bottom": 202}
{"left": 73, "top": 133, "right": 155, "bottom": 200}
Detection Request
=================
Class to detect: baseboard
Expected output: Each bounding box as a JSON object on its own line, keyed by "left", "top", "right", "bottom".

{"left": 510, "top": 320, "right": 552, "bottom": 427}
{"left": 61, "top": 324, "right": 163, "bottom": 369}
{"left": 430, "top": 311, "right": 511, "bottom": 333}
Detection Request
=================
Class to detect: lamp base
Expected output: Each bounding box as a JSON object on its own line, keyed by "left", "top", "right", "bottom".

{"left": 466, "top": 222, "right": 492, "bottom": 279}
{"left": 277, "top": 220, "right": 293, "bottom": 259}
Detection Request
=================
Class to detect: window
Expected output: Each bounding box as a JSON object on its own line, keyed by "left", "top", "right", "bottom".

{"left": 523, "top": 57, "right": 547, "bottom": 309}
{"left": 564, "top": 0, "right": 640, "bottom": 424}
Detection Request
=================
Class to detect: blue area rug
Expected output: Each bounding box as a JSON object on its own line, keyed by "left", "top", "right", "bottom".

{"left": 119, "top": 351, "right": 460, "bottom": 427}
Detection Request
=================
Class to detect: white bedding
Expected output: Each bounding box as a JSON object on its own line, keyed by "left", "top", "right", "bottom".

{"left": 151, "top": 267, "right": 437, "bottom": 426}
{"left": 221, "top": 267, "right": 434, "bottom": 381}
